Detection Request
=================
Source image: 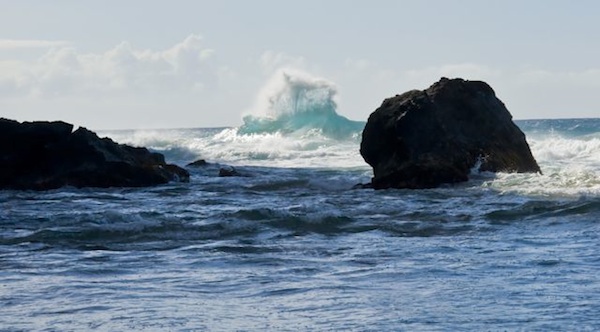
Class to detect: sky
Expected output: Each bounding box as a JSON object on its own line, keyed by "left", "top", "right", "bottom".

{"left": 1, "top": 0, "right": 599, "bottom": 129}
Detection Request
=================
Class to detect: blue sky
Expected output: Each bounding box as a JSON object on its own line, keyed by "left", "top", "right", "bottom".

{"left": 1, "top": 0, "right": 599, "bottom": 129}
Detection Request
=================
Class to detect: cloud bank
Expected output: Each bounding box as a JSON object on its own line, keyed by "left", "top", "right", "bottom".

{"left": 0, "top": 34, "right": 217, "bottom": 98}
{"left": 2, "top": 35, "right": 599, "bottom": 129}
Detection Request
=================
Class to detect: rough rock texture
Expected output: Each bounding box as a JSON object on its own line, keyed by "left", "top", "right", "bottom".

{"left": 0, "top": 118, "right": 189, "bottom": 190}
{"left": 360, "top": 78, "right": 541, "bottom": 189}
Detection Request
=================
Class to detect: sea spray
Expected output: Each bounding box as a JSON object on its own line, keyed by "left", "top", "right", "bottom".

{"left": 238, "top": 69, "right": 364, "bottom": 139}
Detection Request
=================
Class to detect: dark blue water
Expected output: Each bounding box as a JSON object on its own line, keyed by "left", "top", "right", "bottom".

{"left": 1, "top": 118, "right": 600, "bottom": 331}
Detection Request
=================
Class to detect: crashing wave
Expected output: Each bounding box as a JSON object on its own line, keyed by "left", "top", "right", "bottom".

{"left": 238, "top": 69, "right": 364, "bottom": 139}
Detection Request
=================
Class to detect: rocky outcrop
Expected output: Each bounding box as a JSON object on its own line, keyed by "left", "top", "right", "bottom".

{"left": 0, "top": 118, "right": 189, "bottom": 190}
{"left": 218, "top": 165, "right": 241, "bottom": 177}
{"left": 360, "top": 78, "right": 541, "bottom": 189}
{"left": 186, "top": 159, "right": 208, "bottom": 167}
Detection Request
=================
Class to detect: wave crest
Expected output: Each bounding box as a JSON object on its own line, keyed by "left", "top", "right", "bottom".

{"left": 238, "top": 69, "right": 364, "bottom": 139}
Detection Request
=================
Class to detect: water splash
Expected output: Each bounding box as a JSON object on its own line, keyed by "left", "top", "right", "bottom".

{"left": 238, "top": 69, "right": 364, "bottom": 139}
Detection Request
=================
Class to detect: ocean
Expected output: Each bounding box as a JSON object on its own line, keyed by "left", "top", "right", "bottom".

{"left": 1, "top": 77, "right": 600, "bottom": 330}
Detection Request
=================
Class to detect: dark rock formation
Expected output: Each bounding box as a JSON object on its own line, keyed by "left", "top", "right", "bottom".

{"left": 0, "top": 118, "right": 189, "bottom": 190}
{"left": 186, "top": 159, "right": 249, "bottom": 178}
{"left": 360, "top": 78, "right": 541, "bottom": 189}
{"left": 186, "top": 159, "right": 208, "bottom": 167}
{"left": 218, "top": 166, "right": 240, "bottom": 177}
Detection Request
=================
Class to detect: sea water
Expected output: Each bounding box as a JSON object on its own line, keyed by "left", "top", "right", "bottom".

{"left": 1, "top": 72, "right": 600, "bottom": 330}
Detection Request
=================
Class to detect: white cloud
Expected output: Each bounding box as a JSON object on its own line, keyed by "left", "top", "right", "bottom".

{"left": 0, "top": 34, "right": 218, "bottom": 98}
{"left": 3, "top": 36, "right": 600, "bottom": 129}
{"left": 0, "top": 39, "right": 70, "bottom": 49}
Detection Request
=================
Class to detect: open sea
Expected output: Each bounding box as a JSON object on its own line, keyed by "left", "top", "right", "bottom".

{"left": 1, "top": 76, "right": 600, "bottom": 331}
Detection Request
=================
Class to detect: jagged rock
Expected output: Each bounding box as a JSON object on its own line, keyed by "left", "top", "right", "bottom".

{"left": 186, "top": 159, "right": 208, "bottom": 167}
{"left": 0, "top": 118, "right": 189, "bottom": 190}
{"left": 360, "top": 78, "right": 541, "bottom": 189}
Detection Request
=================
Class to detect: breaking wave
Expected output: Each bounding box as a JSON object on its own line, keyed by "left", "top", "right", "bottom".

{"left": 238, "top": 69, "right": 364, "bottom": 139}
{"left": 481, "top": 119, "right": 600, "bottom": 197}
{"left": 102, "top": 70, "right": 367, "bottom": 168}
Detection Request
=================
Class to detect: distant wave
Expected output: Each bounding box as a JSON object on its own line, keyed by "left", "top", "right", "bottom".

{"left": 516, "top": 118, "right": 600, "bottom": 139}
{"left": 238, "top": 69, "right": 364, "bottom": 139}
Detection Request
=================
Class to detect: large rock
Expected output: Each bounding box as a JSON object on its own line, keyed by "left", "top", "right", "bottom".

{"left": 0, "top": 118, "right": 189, "bottom": 190}
{"left": 360, "top": 78, "right": 541, "bottom": 189}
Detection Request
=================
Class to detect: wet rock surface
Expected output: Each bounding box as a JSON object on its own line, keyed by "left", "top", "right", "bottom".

{"left": 360, "top": 78, "right": 541, "bottom": 189}
{"left": 0, "top": 118, "right": 189, "bottom": 190}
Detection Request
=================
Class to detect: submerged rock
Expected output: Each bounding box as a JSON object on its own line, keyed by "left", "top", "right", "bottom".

{"left": 0, "top": 118, "right": 189, "bottom": 190}
{"left": 360, "top": 78, "right": 541, "bottom": 189}
{"left": 218, "top": 166, "right": 241, "bottom": 177}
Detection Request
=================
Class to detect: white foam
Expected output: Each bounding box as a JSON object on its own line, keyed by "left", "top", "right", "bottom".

{"left": 203, "top": 128, "right": 366, "bottom": 168}
{"left": 529, "top": 136, "right": 600, "bottom": 167}
{"left": 482, "top": 135, "right": 600, "bottom": 198}
{"left": 102, "top": 127, "right": 367, "bottom": 169}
